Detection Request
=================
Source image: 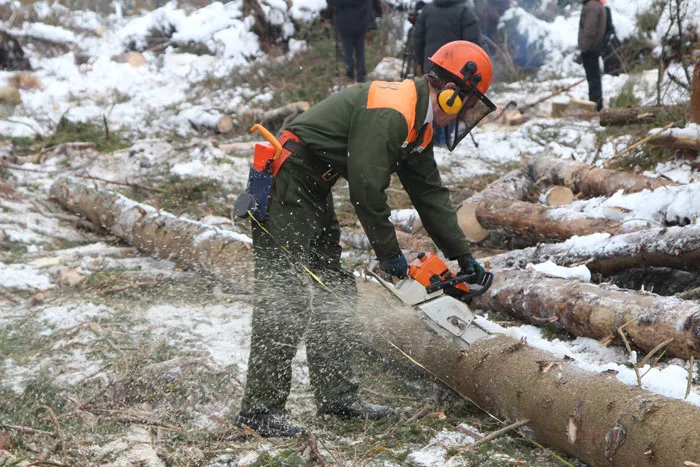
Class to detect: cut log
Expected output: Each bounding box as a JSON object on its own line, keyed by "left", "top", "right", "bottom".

{"left": 49, "top": 177, "right": 253, "bottom": 291}
{"left": 456, "top": 169, "right": 533, "bottom": 242}
{"left": 471, "top": 268, "right": 700, "bottom": 359}
{"left": 599, "top": 104, "right": 687, "bottom": 126}
{"left": 181, "top": 108, "right": 234, "bottom": 134}
{"left": 457, "top": 201, "right": 489, "bottom": 242}
{"left": 484, "top": 224, "right": 700, "bottom": 276}
{"left": 456, "top": 168, "right": 636, "bottom": 242}
{"left": 542, "top": 185, "right": 574, "bottom": 206}
{"left": 358, "top": 280, "right": 700, "bottom": 467}
{"left": 0, "top": 86, "right": 20, "bottom": 104}
{"left": 646, "top": 125, "right": 700, "bottom": 151}
{"left": 501, "top": 109, "right": 528, "bottom": 126}
{"left": 524, "top": 154, "right": 676, "bottom": 197}
{"left": 260, "top": 101, "right": 310, "bottom": 133}
{"left": 50, "top": 177, "right": 700, "bottom": 467}
{"left": 691, "top": 59, "right": 700, "bottom": 124}
{"left": 464, "top": 195, "right": 629, "bottom": 242}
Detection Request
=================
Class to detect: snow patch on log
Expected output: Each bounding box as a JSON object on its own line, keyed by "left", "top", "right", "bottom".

{"left": 527, "top": 260, "right": 591, "bottom": 281}
{"left": 553, "top": 182, "right": 700, "bottom": 228}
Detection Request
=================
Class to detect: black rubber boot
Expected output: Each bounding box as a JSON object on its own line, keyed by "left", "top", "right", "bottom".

{"left": 235, "top": 411, "right": 307, "bottom": 438}
{"left": 319, "top": 400, "right": 393, "bottom": 420}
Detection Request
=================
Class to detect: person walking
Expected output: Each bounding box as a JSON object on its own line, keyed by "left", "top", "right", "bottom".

{"left": 235, "top": 40, "right": 495, "bottom": 438}
{"left": 331, "top": 0, "right": 373, "bottom": 83}
{"left": 578, "top": 0, "right": 607, "bottom": 111}
{"left": 413, "top": 0, "right": 480, "bottom": 146}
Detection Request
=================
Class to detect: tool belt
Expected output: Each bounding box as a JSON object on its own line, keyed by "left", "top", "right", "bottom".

{"left": 278, "top": 130, "right": 340, "bottom": 184}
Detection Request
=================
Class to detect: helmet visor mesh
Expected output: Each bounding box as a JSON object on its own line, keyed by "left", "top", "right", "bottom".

{"left": 446, "top": 89, "right": 496, "bottom": 151}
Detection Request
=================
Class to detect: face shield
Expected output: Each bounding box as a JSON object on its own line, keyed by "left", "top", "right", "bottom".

{"left": 445, "top": 87, "right": 496, "bottom": 151}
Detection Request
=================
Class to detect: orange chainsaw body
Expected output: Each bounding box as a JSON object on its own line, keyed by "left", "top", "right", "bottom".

{"left": 409, "top": 252, "right": 469, "bottom": 293}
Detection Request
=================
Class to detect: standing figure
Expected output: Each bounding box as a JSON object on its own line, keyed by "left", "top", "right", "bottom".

{"left": 578, "top": 0, "right": 607, "bottom": 111}
{"left": 413, "top": 0, "right": 480, "bottom": 146}
{"left": 332, "top": 0, "right": 372, "bottom": 83}
{"left": 235, "top": 40, "right": 495, "bottom": 438}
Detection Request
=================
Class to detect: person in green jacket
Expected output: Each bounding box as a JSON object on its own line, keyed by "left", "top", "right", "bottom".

{"left": 235, "top": 40, "right": 496, "bottom": 437}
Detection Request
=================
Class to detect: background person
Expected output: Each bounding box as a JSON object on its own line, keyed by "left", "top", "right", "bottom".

{"left": 578, "top": 0, "right": 607, "bottom": 111}
{"left": 330, "top": 0, "right": 373, "bottom": 83}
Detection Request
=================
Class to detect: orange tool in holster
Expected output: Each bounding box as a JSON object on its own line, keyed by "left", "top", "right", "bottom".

{"left": 233, "top": 125, "right": 294, "bottom": 221}
{"left": 409, "top": 252, "right": 493, "bottom": 300}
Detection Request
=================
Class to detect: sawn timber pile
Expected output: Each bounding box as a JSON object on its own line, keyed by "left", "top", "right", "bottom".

{"left": 50, "top": 177, "right": 700, "bottom": 467}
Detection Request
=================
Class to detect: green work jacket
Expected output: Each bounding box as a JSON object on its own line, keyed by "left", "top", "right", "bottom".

{"left": 286, "top": 77, "right": 471, "bottom": 261}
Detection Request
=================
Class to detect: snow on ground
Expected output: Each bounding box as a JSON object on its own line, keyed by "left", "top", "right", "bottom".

{"left": 0, "top": 0, "right": 699, "bottom": 465}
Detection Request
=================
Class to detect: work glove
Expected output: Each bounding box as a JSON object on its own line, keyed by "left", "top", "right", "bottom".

{"left": 379, "top": 255, "right": 409, "bottom": 279}
{"left": 457, "top": 254, "right": 485, "bottom": 284}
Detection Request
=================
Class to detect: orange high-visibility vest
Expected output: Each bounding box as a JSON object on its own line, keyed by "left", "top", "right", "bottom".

{"left": 367, "top": 80, "right": 434, "bottom": 152}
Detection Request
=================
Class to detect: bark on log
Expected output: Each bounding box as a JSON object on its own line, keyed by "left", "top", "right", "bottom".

{"left": 471, "top": 268, "right": 700, "bottom": 359}
{"left": 358, "top": 280, "right": 700, "bottom": 466}
{"left": 524, "top": 154, "right": 676, "bottom": 197}
{"left": 691, "top": 59, "right": 700, "bottom": 124}
{"left": 457, "top": 168, "right": 640, "bottom": 243}
{"left": 599, "top": 104, "right": 687, "bottom": 126}
{"left": 51, "top": 177, "right": 700, "bottom": 466}
{"left": 484, "top": 224, "right": 700, "bottom": 276}
{"left": 49, "top": 177, "right": 253, "bottom": 291}
{"left": 466, "top": 195, "right": 630, "bottom": 242}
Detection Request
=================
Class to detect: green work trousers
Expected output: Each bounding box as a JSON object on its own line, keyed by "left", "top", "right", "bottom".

{"left": 240, "top": 157, "right": 360, "bottom": 414}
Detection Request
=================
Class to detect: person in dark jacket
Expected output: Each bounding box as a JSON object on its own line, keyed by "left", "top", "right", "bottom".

{"left": 331, "top": 0, "right": 373, "bottom": 82}
{"left": 413, "top": 0, "right": 480, "bottom": 73}
{"left": 234, "top": 41, "right": 496, "bottom": 438}
{"left": 413, "top": 0, "right": 480, "bottom": 146}
{"left": 578, "top": 0, "right": 607, "bottom": 111}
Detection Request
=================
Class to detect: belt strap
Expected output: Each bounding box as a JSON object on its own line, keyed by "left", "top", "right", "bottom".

{"left": 281, "top": 136, "right": 339, "bottom": 184}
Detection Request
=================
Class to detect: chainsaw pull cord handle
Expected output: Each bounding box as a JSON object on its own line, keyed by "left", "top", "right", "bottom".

{"left": 250, "top": 124, "right": 283, "bottom": 160}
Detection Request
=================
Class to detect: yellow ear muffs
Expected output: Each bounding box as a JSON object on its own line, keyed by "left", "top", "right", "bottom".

{"left": 437, "top": 86, "right": 463, "bottom": 115}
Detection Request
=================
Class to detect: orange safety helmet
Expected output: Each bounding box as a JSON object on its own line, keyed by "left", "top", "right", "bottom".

{"left": 427, "top": 41, "right": 497, "bottom": 151}
{"left": 428, "top": 41, "right": 493, "bottom": 95}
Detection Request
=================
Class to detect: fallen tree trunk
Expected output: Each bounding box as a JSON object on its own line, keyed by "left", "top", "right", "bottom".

{"left": 358, "top": 280, "right": 700, "bottom": 466}
{"left": 470, "top": 268, "right": 700, "bottom": 359}
{"left": 49, "top": 177, "right": 253, "bottom": 291}
{"left": 599, "top": 104, "right": 687, "bottom": 126}
{"left": 456, "top": 169, "right": 640, "bottom": 243}
{"left": 611, "top": 267, "right": 700, "bottom": 296}
{"left": 484, "top": 224, "right": 700, "bottom": 276}
{"left": 524, "top": 154, "right": 676, "bottom": 197}
{"left": 464, "top": 195, "right": 630, "bottom": 242}
{"left": 51, "top": 177, "right": 700, "bottom": 467}
{"left": 646, "top": 129, "right": 700, "bottom": 151}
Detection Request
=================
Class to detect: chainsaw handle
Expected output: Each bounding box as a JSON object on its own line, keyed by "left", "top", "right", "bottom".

{"left": 425, "top": 271, "right": 493, "bottom": 297}
{"left": 250, "top": 124, "right": 283, "bottom": 160}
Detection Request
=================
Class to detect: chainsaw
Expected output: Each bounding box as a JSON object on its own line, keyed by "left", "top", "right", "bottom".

{"left": 368, "top": 252, "right": 494, "bottom": 348}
